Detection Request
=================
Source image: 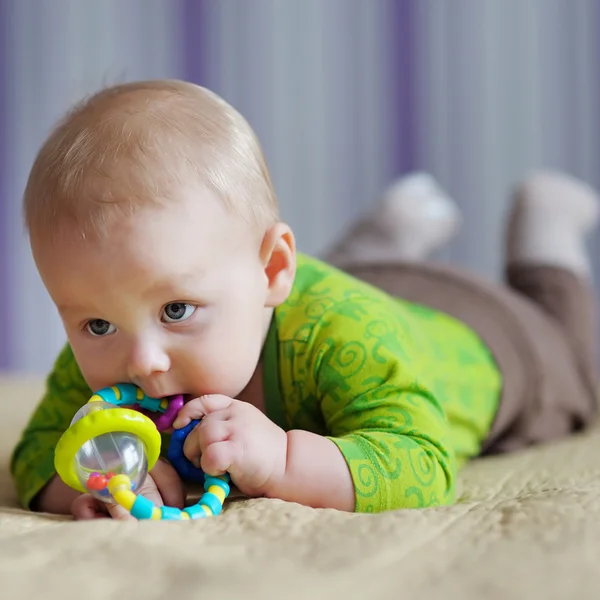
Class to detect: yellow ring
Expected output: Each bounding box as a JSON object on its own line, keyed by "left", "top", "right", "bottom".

{"left": 54, "top": 407, "right": 161, "bottom": 493}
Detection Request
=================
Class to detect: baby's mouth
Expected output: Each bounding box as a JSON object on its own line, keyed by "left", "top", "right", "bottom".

{"left": 163, "top": 393, "right": 191, "bottom": 402}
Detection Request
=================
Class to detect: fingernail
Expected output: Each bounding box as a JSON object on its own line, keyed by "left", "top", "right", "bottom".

{"left": 173, "top": 417, "right": 185, "bottom": 429}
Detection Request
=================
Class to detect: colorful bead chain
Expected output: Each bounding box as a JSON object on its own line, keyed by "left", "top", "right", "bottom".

{"left": 104, "top": 471, "right": 231, "bottom": 520}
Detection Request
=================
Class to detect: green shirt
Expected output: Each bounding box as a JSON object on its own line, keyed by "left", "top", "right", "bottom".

{"left": 11, "top": 254, "right": 501, "bottom": 512}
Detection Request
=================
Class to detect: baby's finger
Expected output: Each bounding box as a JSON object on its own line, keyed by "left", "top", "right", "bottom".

{"left": 183, "top": 417, "right": 231, "bottom": 465}
{"left": 107, "top": 502, "right": 136, "bottom": 521}
{"left": 201, "top": 440, "right": 235, "bottom": 476}
{"left": 173, "top": 394, "right": 234, "bottom": 429}
{"left": 71, "top": 494, "right": 110, "bottom": 520}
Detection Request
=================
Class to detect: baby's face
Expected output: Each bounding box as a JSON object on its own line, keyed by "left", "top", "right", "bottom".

{"left": 34, "top": 186, "right": 273, "bottom": 401}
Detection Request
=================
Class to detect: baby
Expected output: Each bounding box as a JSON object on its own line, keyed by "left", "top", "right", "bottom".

{"left": 10, "top": 80, "right": 599, "bottom": 520}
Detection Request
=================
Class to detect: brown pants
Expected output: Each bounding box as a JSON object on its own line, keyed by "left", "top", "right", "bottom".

{"left": 341, "top": 261, "right": 599, "bottom": 454}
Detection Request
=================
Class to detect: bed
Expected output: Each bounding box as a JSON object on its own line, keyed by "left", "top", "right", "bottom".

{"left": 1, "top": 375, "right": 599, "bottom": 599}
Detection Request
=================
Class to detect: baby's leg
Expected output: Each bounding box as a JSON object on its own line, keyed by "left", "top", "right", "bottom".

{"left": 325, "top": 172, "right": 462, "bottom": 265}
{"left": 505, "top": 171, "right": 599, "bottom": 395}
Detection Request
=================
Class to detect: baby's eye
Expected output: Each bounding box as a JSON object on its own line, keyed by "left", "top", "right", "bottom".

{"left": 86, "top": 319, "right": 116, "bottom": 337}
{"left": 162, "top": 303, "right": 196, "bottom": 323}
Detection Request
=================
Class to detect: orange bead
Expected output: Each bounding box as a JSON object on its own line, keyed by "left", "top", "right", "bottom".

{"left": 87, "top": 473, "right": 107, "bottom": 490}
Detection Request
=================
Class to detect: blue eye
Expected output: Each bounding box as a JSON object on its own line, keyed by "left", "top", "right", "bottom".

{"left": 86, "top": 319, "right": 116, "bottom": 337}
{"left": 162, "top": 303, "right": 196, "bottom": 323}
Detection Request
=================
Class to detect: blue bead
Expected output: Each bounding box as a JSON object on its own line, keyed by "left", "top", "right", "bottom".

{"left": 204, "top": 476, "right": 230, "bottom": 497}
{"left": 93, "top": 386, "right": 119, "bottom": 405}
{"left": 130, "top": 494, "right": 155, "bottom": 520}
{"left": 95, "top": 383, "right": 139, "bottom": 406}
{"left": 183, "top": 504, "right": 208, "bottom": 519}
{"left": 200, "top": 492, "right": 223, "bottom": 516}
{"left": 140, "top": 396, "right": 162, "bottom": 412}
{"left": 119, "top": 383, "right": 141, "bottom": 405}
{"left": 160, "top": 506, "right": 183, "bottom": 520}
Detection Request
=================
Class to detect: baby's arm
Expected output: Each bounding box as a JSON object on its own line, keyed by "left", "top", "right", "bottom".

{"left": 270, "top": 384, "right": 455, "bottom": 512}
{"left": 266, "top": 429, "right": 355, "bottom": 510}
{"left": 10, "top": 344, "right": 92, "bottom": 512}
{"left": 270, "top": 309, "right": 456, "bottom": 512}
{"left": 175, "top": 393, "right": 355, "bottom": 509}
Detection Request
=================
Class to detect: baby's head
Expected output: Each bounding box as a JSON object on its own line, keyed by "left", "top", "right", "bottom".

{"left": 25, "top": 80, "right": 296, "bottom": 400}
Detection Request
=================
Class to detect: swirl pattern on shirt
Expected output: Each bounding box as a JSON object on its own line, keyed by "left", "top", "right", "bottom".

{"left": 270, "top": 255, "right": 502, "bottom": 512}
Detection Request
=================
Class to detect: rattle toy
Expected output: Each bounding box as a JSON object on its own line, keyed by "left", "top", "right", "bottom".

{"left": 54, "top": 383, "right": 230, "bottom": 520}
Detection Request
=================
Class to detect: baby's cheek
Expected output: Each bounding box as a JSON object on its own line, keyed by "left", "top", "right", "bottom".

{"left": 184, "top": 310, "right": 261, "bottom": 395}
{"left": 75, "top": 356, "right": 118, "bottom": 392}
{"left": 182, "top": 342, "right": 229, "bottom": 389}
{"left": 203, "top": 351, "right": 254, "bottom": 397}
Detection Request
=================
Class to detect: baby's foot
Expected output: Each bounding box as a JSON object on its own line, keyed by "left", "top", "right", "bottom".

{"left": 507, "top": 171, "right": 600, "bottom": 276}
{"left": 326, "top": 172, "right": 462, "bottom": 265}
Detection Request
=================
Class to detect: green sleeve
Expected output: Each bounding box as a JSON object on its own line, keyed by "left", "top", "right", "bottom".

{"left": 308, "top": 311, "right": 456, "bottom": 513}
{"left": 10, "top": 343, "right": 92, "bottom": 509}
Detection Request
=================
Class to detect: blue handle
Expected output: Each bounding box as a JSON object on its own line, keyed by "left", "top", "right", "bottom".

{"left": 167, "top": 419, "right": 205, "bottom": 482}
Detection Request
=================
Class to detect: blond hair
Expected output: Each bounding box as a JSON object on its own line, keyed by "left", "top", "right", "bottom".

{"left": 24, "top": 79, "right": 279, "bottom": 241}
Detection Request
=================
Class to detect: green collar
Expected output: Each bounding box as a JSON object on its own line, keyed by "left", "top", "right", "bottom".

{"left": 261, "top": 311, "right": 287, "bottom": 429}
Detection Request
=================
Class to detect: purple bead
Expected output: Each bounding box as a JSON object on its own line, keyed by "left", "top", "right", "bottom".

{"left": 154, "top": 394, "right": 184, "bottom": 432}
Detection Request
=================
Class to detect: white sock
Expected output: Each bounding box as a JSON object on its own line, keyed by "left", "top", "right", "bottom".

{"left": 507, "top": 171, "right": 600, "bottom": 277}
{"left": 326, "top": 172, "right": 462, "bottom": 265}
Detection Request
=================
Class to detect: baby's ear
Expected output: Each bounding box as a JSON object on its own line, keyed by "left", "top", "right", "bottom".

{"left": 260, "top": 223, "right": 296, "bottom": 307}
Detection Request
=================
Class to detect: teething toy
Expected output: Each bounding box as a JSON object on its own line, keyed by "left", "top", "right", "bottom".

{"left": 54, "top": 383, "right": 230, "bottom": 520}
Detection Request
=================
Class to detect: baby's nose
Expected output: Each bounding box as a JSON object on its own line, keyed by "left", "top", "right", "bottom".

{"left": 126, "top": 339, "right": 171, "bottom": 379}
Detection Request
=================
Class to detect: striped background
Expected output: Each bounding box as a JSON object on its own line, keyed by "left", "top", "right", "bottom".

{"left": 1, "top": 0, "right": 599, "bottom": 373}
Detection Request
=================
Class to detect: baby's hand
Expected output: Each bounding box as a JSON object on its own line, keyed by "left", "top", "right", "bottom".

{"left": 173, "top": 395, "right": 288, "bottom": 498}
{"left": 72, "top": 458, "right": 185, "bottom": 520}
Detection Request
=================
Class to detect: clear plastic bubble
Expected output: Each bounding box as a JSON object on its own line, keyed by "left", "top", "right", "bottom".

{"left": 71, "top": 401, "right": 149, "bottom": 502}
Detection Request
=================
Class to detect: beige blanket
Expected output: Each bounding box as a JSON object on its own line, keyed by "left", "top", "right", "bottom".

{"left": 1, "top": 376, "right": 598, "bottom": 599}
